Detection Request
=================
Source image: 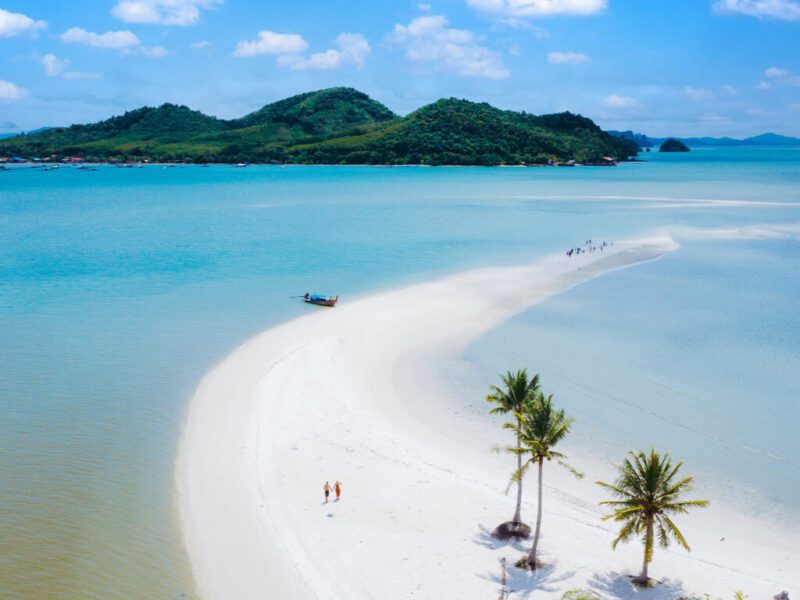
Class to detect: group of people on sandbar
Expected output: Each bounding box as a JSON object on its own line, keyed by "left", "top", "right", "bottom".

{"left": 566, "top": 238, "right": 611, "bottom": 257}
{"left": 323, "top": 480, "right": 342, "bottom": 503}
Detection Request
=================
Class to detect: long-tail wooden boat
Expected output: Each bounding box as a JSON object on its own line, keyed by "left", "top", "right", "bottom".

{"left": 303, "top": 293, "right": 338, "bottom": 307}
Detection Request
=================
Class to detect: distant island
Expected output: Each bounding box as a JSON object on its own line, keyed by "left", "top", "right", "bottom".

{"left": 659, "top": 139, "right": 690, "bottom": 152}
{"left": 0, "top": 87, "right": 638, "bottom": 166}
{"left": 609, "top": 129, "right": 800, "bottom": 149}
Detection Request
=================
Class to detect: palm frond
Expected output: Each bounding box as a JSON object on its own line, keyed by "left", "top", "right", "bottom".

{"left": 597, "top": 448, "right": 708, "bottom": 568}
{"left": 661, "top": 515, "right": 691, "bottom": 551}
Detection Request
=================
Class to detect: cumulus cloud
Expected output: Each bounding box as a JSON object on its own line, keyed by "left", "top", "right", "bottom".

{"left": 112, "top": 0, "right": 223, "bottom": 26}
{"left": 721, "top": 84, "right": 738, "bottom": 96}
{"left": 757, "top": 66, "right": 800, "bottom": 88}
{"left": 191, "top": 40, "right": 212, "bottom": 51}
{"left": 547, "top": 50, "right": 588, "bottom": 64}
{"left": 61, "top": 27, "right": 141, "bottom": 49}
{"left": 603, "top": 94, "right": 638, "bottom": 108}
{"left": 682, "top": 86, "right": 713, "bottom": 101}
{"left": 765, "top": 66, "right": 789, "bottom": 78}
{"left": 712, "top": 0, "right": 800, "bottom": 21}
{"left": 42, "top": 54, "right": 67, "bottom": 77}
{"left": 233, "top": 31, "right": 308, "bottom": 57}
{"left": 278, "top": 33, "right": 370, "bottom": 70}
{"left": 467, "top": 0, "right": 607, "bottom": 17}
{"left": 41, "top": 54, "right": 102, "bottom": 79}
{"left": 388, "top": 15, "right": 509, "bottom": 79}
{"left": 141, "top": 45, "right": 169, "bottom": 57}
{"left": 0, "top": 8, "right": 46, "bottom": 38}
{"left": 0, "top": 79, "right": 26, "bottom": 100}
{"left": 60, "top": 27, "right": 168, "bottom": 57}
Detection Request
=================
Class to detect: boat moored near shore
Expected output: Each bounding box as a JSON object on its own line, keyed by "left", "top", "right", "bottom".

{"left": 303, "top": 293, "right": 338, "bottom": 307}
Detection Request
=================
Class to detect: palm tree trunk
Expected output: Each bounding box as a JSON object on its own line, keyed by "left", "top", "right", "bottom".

{"left": 638, "top": 517, "right": 653, "bottom": 584}
{"left": 528, "top": 459, "right": 543, "bottom": 569}
{"left": 512, "top": 432, "right": 523, "bottom": 524}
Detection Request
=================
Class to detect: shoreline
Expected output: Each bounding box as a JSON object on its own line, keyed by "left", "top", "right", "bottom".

{"left": 175, "top": 235, "right": 798, "bottom": 599}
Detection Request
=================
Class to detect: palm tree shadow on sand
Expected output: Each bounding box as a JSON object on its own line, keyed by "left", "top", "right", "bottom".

{"left": 477, "top": 560, "right": 576, "bottom": 598}
{"left": 475, "top": 523, "right": 576, "bottom": 597}
{"left": 589, "top": 571, "right": 687, "bottom": 600}
{"left": 474, "top": 524, "right": 527, "bottom": 552}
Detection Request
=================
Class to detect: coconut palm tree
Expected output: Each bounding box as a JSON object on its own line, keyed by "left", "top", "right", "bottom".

{"left": 596, "top": 449, "right": 709, "bottom": 586}
{"left": 512, "top": 392, "right": 580, "bottom": 569}
{"left": 487, "top": 369, "right": 541, "bottom": 540}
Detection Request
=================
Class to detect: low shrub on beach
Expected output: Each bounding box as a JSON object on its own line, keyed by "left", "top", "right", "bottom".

{"left": 561, "top": 590, "right": 602, "bottom": 600}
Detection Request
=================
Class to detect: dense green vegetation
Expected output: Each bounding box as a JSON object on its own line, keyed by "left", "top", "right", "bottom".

{"left": 0, "top": 87, "right": 639, "bottom": 165}
{"left": 659, "top": 138, "right": 690, "bottom": 152}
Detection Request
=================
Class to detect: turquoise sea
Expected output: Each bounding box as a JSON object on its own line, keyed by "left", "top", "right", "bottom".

{"left": 1, "top": 149, "right": 799, "bottom": 598}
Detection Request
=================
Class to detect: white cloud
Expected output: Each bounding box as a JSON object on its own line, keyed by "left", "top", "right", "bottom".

{"left": 721, "top": 84, "right": 738, "bottom": 96}
{"left": 112, "top": 0, "right": 222, "bottom": 26}
{"left": 712, "top": 0, "right": 800, "bottom": 21}
{"left": 496, "top": 16, "right": 527, "bottom": 27}
{"left": 603, "top": 94, "right": 638, "bottom": 108}
{"left": 547, "top": 50, "right": 588, "bottom": 64}
{"left": 389, "top": 15, "right": 509, "bottom": 79}
{"left": 233, "top": 31, "right": 308, "bottom": 57}
{"left": 278, "top": 33, "right": 370, "bottom": 70}
{"left": 682, "top": 86, "right": 714, "bottom": 101}
{"left": 765, "top": 66, "right": 789, "bottom": 78}
{"left": 0, "top": 8, "right": 46, "bottom": 38}
{"left": 140, "top": 45, "right": 169, "bottom": 57}
{"left": 42, "top": 54, "right": 67, "bottom": 77}
{"left": 60, "top": 27, "right": 140, "bottom": 49}
{"left": 759, "top": 66, "right": 800, "bottom": 88}
{"left": 492, "top": 17, "right": 550, "bottom": 37}
{"left": 0, "top": 79, "right": 26, "bottom": 100}
{"left": 191, "top": 40, "right": 212, "bottom": 51}
{"left": 467, "top": 0, "right": 607, "bottom": 17}
{"left": 418, "top": 3, "right": 433, "bottom": 10}
{"left": 42, "top": 54, "right": 102, "bottom": 79}
{"left": 60, "top": 27, "right": 168, "bottom": 57}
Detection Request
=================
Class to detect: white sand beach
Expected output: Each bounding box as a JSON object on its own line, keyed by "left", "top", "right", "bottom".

{"left": 176, "top": 235, "right": 799, "bottom": 600}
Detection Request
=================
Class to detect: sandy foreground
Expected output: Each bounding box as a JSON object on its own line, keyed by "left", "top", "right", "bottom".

{"left": 176, "top": 235, "right": 798, "bottom": 600}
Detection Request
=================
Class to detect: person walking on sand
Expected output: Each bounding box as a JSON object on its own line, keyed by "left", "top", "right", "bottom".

{"left": 324, "top": 481, "right": 331, "bottom": 503}
{"left": 334, "top": 481, "right": 342, "bottom": 501}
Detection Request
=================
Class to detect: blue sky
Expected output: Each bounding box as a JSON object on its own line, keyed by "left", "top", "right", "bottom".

{"left": 1, "top": 0, "right": 798, "bottom": 136}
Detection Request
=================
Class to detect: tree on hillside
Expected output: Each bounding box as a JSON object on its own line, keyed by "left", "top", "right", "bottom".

{"left": 486, "top": 370, "right": 541, "bottom": 540}
{"left": 512, "top": 393, "right": 581, "bottom": 569}
{"left": 597, "top": 449, "right": 709, "bottom": 586}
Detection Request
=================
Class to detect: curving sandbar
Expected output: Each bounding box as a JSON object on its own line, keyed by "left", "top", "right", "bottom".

{"left": 176, "top": 235, "right": 798, "bottom": 599}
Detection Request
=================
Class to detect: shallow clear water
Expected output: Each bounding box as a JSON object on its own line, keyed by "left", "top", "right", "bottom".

{"left": 1, "top": 149, "right": 799, "bottom": 598}
{"left": 468, "top": 235, "right": 800, "bottom": 519}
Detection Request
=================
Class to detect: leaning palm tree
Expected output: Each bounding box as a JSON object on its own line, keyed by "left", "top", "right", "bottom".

{"left": 596, "top": 449, "right": 709, "bottom": 586}
{"left": 512, "top": 392, "right": 580, "bottom": 569}
{"left": 487, "top": 369, "right": 541, "bottom": 540}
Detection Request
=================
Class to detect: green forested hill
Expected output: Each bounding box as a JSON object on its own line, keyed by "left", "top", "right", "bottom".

{"left": 0, "top": 87, "right": 638, "bottom": 164}
{"left": 287, "top": 98, "right": 635, "bottom": 165}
